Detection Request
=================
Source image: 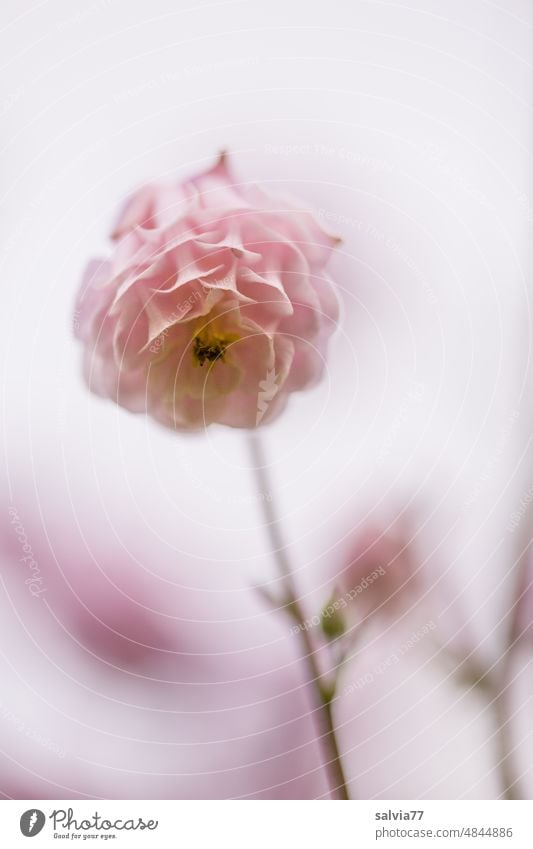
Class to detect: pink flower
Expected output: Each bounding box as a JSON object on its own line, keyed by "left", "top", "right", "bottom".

{"left": 339, "top": 523, "right": 418, "bottom": 618}
{"left": 0, "top": 489, "right": 326, "bottom": 800}
{"left": 1, "top": 506, "right": 178, "bottom": 670}
{"left": 75, "top": 153, "right": 340, "bottom": 430}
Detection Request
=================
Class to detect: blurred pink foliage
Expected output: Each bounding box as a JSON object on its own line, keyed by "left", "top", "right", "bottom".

{"left": 0, "top": 486, "right": 326, "bottom": 800}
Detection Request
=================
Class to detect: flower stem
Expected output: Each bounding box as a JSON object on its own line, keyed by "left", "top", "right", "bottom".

{"left": 247, "top": 433, "right": 350, "bottom": 800}
{"left": 492, "top": 658, "right": 520, "bottom": 800}
{"left": 430, "top": 636, "right": 520, "bottom": 799}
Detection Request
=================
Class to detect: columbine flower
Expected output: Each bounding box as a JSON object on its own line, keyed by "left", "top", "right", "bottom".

{"left": 339, "top": 523, "right": 418, "bottom": 618}
{"left": 75, "top": 152, "right": 339, "bottom": 430}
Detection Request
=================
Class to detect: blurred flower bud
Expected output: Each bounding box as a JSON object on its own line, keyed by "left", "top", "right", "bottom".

{"left": 319, "top": 591, "right": 346, "bottom": 640}
{"left": 338, "top": 523, "right": 418, "bottom": 618}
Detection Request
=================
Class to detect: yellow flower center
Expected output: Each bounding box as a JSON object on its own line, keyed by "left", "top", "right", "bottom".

{"left": 192, "top": 331, "right": 239, "bottom": 367}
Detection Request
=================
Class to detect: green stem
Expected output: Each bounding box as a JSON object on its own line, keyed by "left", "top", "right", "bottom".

{"left": 248, "top": 434, "right": 350, "bottom": 800}
{"left": 492, "top": 656, "right": 520, "bottom": 801}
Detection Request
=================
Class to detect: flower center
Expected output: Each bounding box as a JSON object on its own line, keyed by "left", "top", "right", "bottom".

{"left": 192, "top": 332, "right": 238, "bottom": 367}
